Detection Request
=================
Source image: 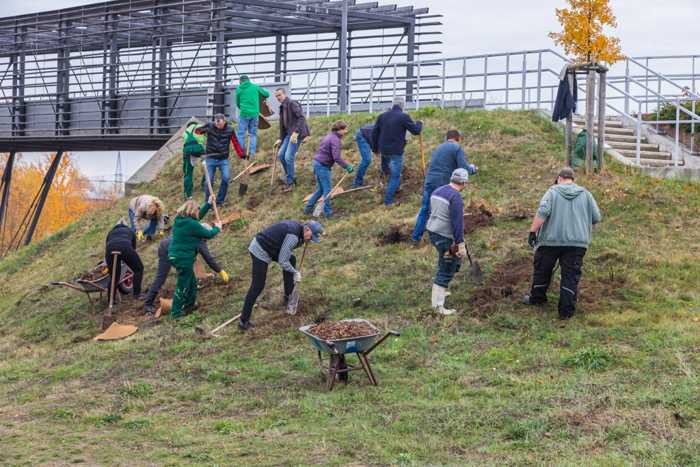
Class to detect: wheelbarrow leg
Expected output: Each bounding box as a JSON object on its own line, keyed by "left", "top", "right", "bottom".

{"left": 359, "top": 353, "right": 378, "bottom": 386}
{"left": 327, "top": 354, "right": 339, "bottom": 391}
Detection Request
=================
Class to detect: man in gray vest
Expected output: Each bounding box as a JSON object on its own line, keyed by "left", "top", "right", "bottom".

{"left": 523, "top": 167, "right": 602, "bottom": 319}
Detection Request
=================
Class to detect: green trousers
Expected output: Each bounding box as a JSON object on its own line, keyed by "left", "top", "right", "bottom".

{"left": 170, "top": 256, "right": 197, "bottom": 318}
{"left": 183, "top": 154, "right": 194, "bottom": 199}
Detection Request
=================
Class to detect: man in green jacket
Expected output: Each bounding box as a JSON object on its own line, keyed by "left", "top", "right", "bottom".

{"left": 235, "top": 75, "right": 270, "bottom": 160}
{"left": 522, "top": 167, "right": 602, "bottom": 320}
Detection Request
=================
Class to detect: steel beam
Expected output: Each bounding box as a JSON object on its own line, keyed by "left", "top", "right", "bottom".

{"left": 213, "top": 0, "right": 226, "bottom": 116}
{"left": 24, "top": 151, "right": 63, "bottom": 246}
{"left": 0, "top": 152, "right": 15, "bottom": 245}
{"left": 274, "top": 34, "right": 283, "bottom": 81}
{"left": 405, "top": 20, "right": 415, "bottom": 102}
{"left": 339, "top": 0, "right": 349, "bottom": 112}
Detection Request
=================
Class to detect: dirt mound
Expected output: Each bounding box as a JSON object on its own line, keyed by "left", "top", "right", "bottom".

{"left": 464, "top": 205, "right": 495, "bottom": 234}
{"left": 470, "top": 257, "right": 531, "bottom": 313}
{"left": 378, "top": 224, "right": 411, "bottom": 245}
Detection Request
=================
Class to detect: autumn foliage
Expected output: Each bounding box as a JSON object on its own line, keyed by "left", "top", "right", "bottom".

{"left": 0, "top": 153, "right": 107, "bottom": 252}
{"left": 549, "top": 0, "right": 625, "bottom": 65}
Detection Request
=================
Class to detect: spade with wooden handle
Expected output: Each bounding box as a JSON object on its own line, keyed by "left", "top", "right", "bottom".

{"left": 286, "top": 243, "right": 308, "bottom": 315}
{"left": 312, "top": 172, "right": 349, "bottom": 217}
{"left": 201, "top": 159, "right": 222, "bottom": 224}
{"left": 239, "top": 139, "right": 251, "bottom": 196}
{"left": 269, "top": 140, "right": 281, "bottom": 193}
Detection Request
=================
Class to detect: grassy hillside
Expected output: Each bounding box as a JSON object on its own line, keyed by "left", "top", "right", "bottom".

{"left": 0, "top": 109, "right": 698, "bottom": 465}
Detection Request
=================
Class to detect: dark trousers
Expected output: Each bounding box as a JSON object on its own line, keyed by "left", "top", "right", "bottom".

{"left": 240, "top": 253, "right": 296, "bottom": 324}
{"left": 144, "top": 252, "right": 172, "bottom": 307}
{"left": 530, "top": 246, "right": 586, "bottom": 318}
{"left": 105, "top": 242, "right": 143, "bottom": 298}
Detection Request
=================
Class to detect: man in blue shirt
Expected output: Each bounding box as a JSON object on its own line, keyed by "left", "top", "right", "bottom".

{"left": 371, "top": 97, "right": 423, "bottom": 205}
{"left": 426, "top": 168, "right": 470, "bottom": 315}
{"left": 411, "top": 129, "right": 477, "bottom": 242}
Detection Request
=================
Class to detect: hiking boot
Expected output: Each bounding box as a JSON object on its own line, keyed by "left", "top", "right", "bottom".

{"left": 143, "top": 303, "right": 155, "bottom": 314}
{"left": 522, "top": 294, "right": 546, "bottom": 306}
{"left": 238, "top": 320, "right": 255, "bottom": 332}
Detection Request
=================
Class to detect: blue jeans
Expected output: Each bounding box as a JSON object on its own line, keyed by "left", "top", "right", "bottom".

{"left": 381, "top": 154, "right": 403, "bottom": 205}
{"left": 202, "top": 158, "right": 230, "bottom": 205}
{"left": 353, "top": 130, "right": 373, "bottom": 187}
{"left": 429, "top": 232, "right": 461, "bottom": 288}
{"left": 411, "top": 183, "right": 439, "bottom": 242}
{"left": 305, "top": 160, "right": 333, "bottom": 217}
{"left": 128, "top": 208, "right": 157, "bottom": 236}
{"left": 237, "top": 116, "right": 259, "bottom": 159}
{"left": 278, "top": 135, "right": 300, "bottom": 185}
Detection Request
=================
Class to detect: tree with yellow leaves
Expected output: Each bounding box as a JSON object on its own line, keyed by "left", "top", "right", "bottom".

{"left": 549, "top": 0, "right": 624, "bottom": 65}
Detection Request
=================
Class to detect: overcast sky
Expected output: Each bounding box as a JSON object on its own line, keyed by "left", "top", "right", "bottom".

{"left": 6, "top": 0, "right": 700, "bottom": 179}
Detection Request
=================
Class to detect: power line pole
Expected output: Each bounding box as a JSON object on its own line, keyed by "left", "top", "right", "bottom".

{"left": 114, "top": 151, "right": 123, "bottom": 196}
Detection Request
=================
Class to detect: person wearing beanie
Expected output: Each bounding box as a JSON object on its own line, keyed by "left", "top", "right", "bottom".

{"left": 412, "top": 129, "right": 478, "bottom": 242}
{"left": 523, "top": 167, "right": 602, "bottom": 320}
{"left": 168, "top": 200, "right": 222, "bottom": 318}
{"left": 426, "top": 168, "right": 470, "bottom": 315}
{"left": 304, "top": 120, "right": 354, "bottom": 218}
{"left": 239, "top": 220, "right": 323, "bottom": 331}
{"left": 235, "top": 75, "right": 270, "bottom": 160}
{"left": 128, "top": 194, "right": 166, "bottom": 241}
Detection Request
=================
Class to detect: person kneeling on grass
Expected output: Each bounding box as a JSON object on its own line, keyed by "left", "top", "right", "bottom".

{"left": 128, "top": 194, "right": 166, "bottom": 241}
{"left": 105, "top": 218, "right": 145, "bottom": 301}
{"left": 143, "top": 197, "right": 229, "bottom": 315}
{"left": 238, "top": 220, "right": 324, "bottom": 331}
{"left": 168, "top": 200, "right": 222, "bottom": 318}
{"left": 426, "top": 168, "right": 470, "bottom": 315}
{"left": 303, "top": 120, "right": 353, "bottom": 218}
{"left": 522, "top": 167, "right": 602, "bottom": 320}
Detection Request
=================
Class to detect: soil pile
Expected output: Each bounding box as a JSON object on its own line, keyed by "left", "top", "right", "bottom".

{"left": 379, "top": 224, "right": 410, "bottom": 245}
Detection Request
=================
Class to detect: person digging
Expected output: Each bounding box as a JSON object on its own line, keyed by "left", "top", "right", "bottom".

{"left": 105, "top": 218, "right": 145, "bottom": 301}
{"left": 168, "top": 200, "right": 222, "bottom": 318}
{"left": 426, "top": 168, "right": 470, "bottom": 315}
{"left": 182, "top": 121, "right": 207, "bottom": 199}
{"left": 522, "top": 167, "right": 602, "bottom": 320}
{"left": 128, "top": 194, "right": 166, "bottom": 241}
{"left": 143, "top": 197, "right": 229, "bottom": 315}
{"left": 238, "top": 220, "right": 324, "bottom": 331}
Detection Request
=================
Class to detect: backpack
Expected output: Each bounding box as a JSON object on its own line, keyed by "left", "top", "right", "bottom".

{"left": 183, "top": 122, "right": 206, "bottom": 157}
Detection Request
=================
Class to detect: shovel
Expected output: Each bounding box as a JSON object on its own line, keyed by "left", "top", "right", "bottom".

{"left": 464, "top": 242, "right": 484, "bottom": 283}
{"left": 201, "top": 159, "right": 222, "bottom": 224}
{"left": 269, "top": 140, "right": 281, "bottom": 194}
{"left": 312, "top": 172, "right": 349, "bottom": 217}
{"left": 239, "top": 140, "right": 251, "bottom": 196}
{"left": 286, "top": 243, "right": 308, "bottom": 315}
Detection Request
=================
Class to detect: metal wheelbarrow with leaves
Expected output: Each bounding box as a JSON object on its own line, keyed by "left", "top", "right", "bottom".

{"left": 299, "top": 319, "right": 400, "bottom": 391}
{"left": 51, "top": 260, "right": 134, "bottom": 306}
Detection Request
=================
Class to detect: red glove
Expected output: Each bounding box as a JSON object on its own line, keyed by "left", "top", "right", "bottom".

{"left": 231, "top": 133, "right": 245, "bottom": 159}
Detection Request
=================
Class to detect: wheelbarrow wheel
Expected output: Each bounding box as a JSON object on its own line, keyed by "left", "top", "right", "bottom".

{"left": 117, "top": 262, "right": 134, "bottom": 295}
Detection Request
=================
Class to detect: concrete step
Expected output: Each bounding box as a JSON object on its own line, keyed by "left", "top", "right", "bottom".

{"left": 629, "top": 158, "right": 680, "bottom": 167}
{"left": 573, "top": 124, "right": 634, "bottom": 135}
{"left": 618, "top": 149, "right": 672, "bottom": 159}
{"left": 573, "top": 117, "right": 623, "bottom": 128}
{"left": 603, "top": 134, "right": 642, "bottom": 142}
{"left": 607, "top": 141, "right": 658, "bottom": 151}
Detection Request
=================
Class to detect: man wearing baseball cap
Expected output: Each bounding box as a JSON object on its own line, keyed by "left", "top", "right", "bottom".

{"left": 426, "top": 168, "right": 470, "bottom": 315}
{"left": 523, "top": 167, "right": 602, "bottom": 320}
{"left": 239, "top": 220, "right": 323, "bottom": 331}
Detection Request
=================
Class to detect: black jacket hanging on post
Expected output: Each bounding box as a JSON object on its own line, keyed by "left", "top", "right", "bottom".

{"left": 552, "top": 67, "right": 578, "bottom": 122}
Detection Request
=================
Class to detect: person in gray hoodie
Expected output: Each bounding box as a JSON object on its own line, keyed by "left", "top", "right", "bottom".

{"left": 523, "top": 167, "right": 602, "bottom": 319}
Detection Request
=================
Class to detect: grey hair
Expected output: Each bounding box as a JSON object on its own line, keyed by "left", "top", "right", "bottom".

{"left": 392, "top": 96, "right": 406, "bottom": 109}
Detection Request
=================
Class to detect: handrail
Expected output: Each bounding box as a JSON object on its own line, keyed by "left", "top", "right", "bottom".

{"left": 627, "top": 57, "right": 700, "bottom": 100}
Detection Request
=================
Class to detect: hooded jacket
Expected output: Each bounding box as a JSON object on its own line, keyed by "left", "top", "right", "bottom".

{"left": 536, "top": 183, "right": 602, "bottom": 249}
{"left": 235, "top": 79, "right": 270, "bottom": 118}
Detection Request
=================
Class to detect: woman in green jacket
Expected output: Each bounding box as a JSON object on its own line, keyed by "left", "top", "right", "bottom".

{"left": 168, "top": 200, "right": 222, "bottom": 317}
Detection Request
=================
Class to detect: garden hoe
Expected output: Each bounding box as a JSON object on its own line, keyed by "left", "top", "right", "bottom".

{"left": 312, "top": 172, "right": 349, "bottom": 217}
{"left": 195, "top": 313, "right": 242, "bottom": 338}
{"left": 286, "top": 243, "right": 308, "bottom": 315}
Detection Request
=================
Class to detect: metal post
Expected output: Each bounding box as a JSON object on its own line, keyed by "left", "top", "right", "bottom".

{"left": 11, "top": 25, "right": 26, "bottom": 137}
{"left": 0, "top": 152, "right": 16, "bottom": 243}
{"left": 416, "top": 60, "right": 421, "bottom": 110}
{"left": 213, "top": 1, "right": 226, "bottom": 116}
{"left": 675, "top": 98, "right": 681, "bottom": 166}
{"left": 274, "top": 34, "right": 283, "bottom": 82}
{"left": 505, "top": 53, "right": 510, "bottom": 109}
{"left": 521, "top": 53, "right": 527, "bottom": 110}
{"left": 327, "top": 69, "right": 331, "bottom": 116}
{"left": 597, "top": 70, "right": 607, "bottom": 172}
{"left": 585, "top": 70, "right": 596, "bottom": 174}
{"left": 107, "top": 16, "right": 119, "bottom": 134}
{"left": 348, "top": 66, "right": 352, "bottom": 114}
{"left": 338, "top": 0, "right": 349, "bottom": 113}
{"left": 636, "top": 101, "right": 642, "bottom": 165}
{"left": 461, "top": 58, "right": 466, "bottom": 108}
{"left": 24, "top": 151, "right": 64, "bottom": 246}
{"left": 483, "top": 56, "right": 488, "bottom": 106}
{"left": 441, "top": 59, "right": 446, "bottom": 108}
{"left": 158, "top": 36, "right": 169, "bottom": 133}
{"left": 645, "top": 58, "right": 649, "bottom": 113}
{"left": 536, "top": 52, "right": 542, "bottom": 109}
{"left": 56, "top": 16, "right": 71, "bottom": 136}
{"left": 306, "top": 73, "right": 311, "bottom": 118}
{"left": 624, "top": 58, "right": 630, "bottom": 115}
{"left": 405, "top": 20, "right": 416, "bottom": 103}
{"left": 369, "top": 66, "right": 374, "bottom": 113}
{"left": 393, "top": 64, "right": 397, "bottom": 101}
{"left": 566, "top": 70, "right": 574, "bottom": 166}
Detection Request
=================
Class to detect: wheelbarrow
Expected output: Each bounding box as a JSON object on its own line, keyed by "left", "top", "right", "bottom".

{"left": 299, "top": 319, "right": 400, "bottom": 391}
{"left": 51, "top": 260, "right": 134, "bottom": 306}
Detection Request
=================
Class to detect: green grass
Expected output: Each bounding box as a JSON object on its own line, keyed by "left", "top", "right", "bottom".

{"left": 0, "top": 109, "right": 698, "bottom": 465}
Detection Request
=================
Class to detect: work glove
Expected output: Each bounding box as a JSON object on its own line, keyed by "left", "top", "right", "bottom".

{"left": 290, "top": 132, "right": 299, "bottom": 144}
{"left": 457, "top": 242, "right": 467, "bottom": 259}
{"left": 208, "top": 195, "right": 216, "bottom": 205}
{"left": 294, "top": 271, "right": 302, "bottom": 283}
{"left": 135, "top": 230, "right": 144, "bottom": 242}
{"left": 219, "top": 270, "right": 230, "bottom": 284}
{"left": 345, "top": 164, "right": 354, "bottom": 174}
{"left": 214, "top": 221, "right": 223, "bottom": 231}
{"left": 157, "top": 231, "right": 165, "bottom": 239}
{"left": 468, "top": 163, "right": 478, "bottom": 174}
{"left": 274, "top": 139, "right": 282, "bottom": 147}
{"left": 528, "top": 232, "right": 538, "bottom": 248}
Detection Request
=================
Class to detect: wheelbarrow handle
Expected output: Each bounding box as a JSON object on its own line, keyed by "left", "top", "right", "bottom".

{"left": 364, "top": 330, "right": 400, "bottom": 356}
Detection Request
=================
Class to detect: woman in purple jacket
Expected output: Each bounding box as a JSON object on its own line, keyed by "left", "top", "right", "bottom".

{"left": 303, "top": 121, "right": 354, "bottom": 218}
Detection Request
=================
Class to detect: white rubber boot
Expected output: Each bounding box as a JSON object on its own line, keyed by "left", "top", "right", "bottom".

{"left": 431, "top": 284, "right": 456, "bottom": 316}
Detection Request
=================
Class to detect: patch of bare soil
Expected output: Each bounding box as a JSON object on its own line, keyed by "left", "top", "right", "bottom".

{"left": 470, "top": 257, "right": 531, "bottom": 314}
{"left": 464, "top": 204, "right": 495, "bottom": 234}
{"left": 378, "top": 224, "right": 411, "bottom": 245}
{"left": 246, "top": 195, "right": 262, "bottom": 210}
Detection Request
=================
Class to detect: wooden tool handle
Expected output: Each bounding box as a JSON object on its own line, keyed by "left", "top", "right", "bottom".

{"left": 298, "top": 243, "right": 308, "bottom": 271}
{"left": 419, "top": 132, "right": 426, "bottom": 178}
{"left": 210, "top": 313, "right": 242, "bottom": 335}
{"left": 201, "top": 160, "right": 222, "bottom": 224}
{"left": 231, "top": 161, "right": 257, "bottom": 182}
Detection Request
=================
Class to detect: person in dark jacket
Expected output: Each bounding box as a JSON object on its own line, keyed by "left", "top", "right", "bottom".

{"left": 235, "top": 75, "right": 270, "bottom": 160}
{"left": 371, "top": 97, "right": 423, "bottom": 205}
{"left": 523, "top": 167, "right": 601, "bottom": 320}
{"left": 426, "top": 169, "right": 470, "bottom": 315}
{"left": 143, "top": 199, "right": 229, "bottom": 314}
{"left": 304, "top": 120, "right": 353, "bottom": 218}
{"left": 274, "top": 88, "right": 311, "bottom": 191}
{"left": 352, "top": 124, "right": 375, "bottom": 188}
{"left": 239, "top": 220, "right": 323, "bottom": 331}
{"left": 105, "top": 219, "right": 144, "bottom": 300}
{"left": 194, "top": 114, "right": 245, "bottom": 205}
{"left": 411, "top": 130, "right": 477, "bottom": 242}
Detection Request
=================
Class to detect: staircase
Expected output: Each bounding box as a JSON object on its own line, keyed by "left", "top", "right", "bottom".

{"left": 572, "top": 116, "right": 677, "bottom": 167}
